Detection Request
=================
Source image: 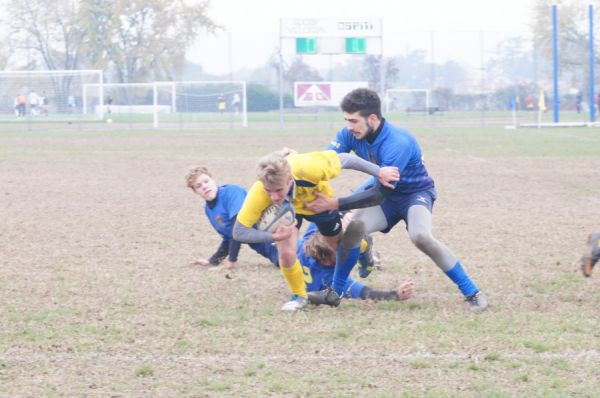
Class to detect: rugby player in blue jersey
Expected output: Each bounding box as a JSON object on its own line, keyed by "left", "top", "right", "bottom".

{"left": 186, "top": 166, "right": 279, "bottom": 269}
{"left": 306, "top": 88, "right": 488, "bottom": 312}
{"left": 300, "top": 221, "right": 414, "bottom": 303}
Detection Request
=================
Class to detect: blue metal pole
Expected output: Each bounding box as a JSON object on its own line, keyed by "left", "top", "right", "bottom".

{"left": 552, "top": 5, "right": 559, "bottom": 123}
{"left": 589, "top": 4, "right": 596, "bottom": 122}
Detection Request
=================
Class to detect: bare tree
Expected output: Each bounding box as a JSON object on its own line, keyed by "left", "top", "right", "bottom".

{"left": 81, "top": 0, "right": 219, "bottom": 83}
{"left": 3, "top": 0, "right": 87, "bottom": 70}
{"left": 3, "top": 0, "right": 219, "bottom": 84}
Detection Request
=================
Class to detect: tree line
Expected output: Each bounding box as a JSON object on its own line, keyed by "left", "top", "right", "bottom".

{"left": 1, "top": 0, "right": 599, "bottom": 111}
{"left": 1, "top": 0, "right": 218, "bottom": 83}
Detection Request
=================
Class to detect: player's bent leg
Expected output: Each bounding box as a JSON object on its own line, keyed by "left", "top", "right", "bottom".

{"left": 331, "top": 220, "right": 364, "bottom": 296}
{"left": 280, "top": 260, "right": 308, "bottom": 311}
{"left": 407, "top": 205, "right": 488, "bottom": 312}
{"left": 276, "top": 233, "right": 308, "bottom": 311}
{"left": 352, "top": 206, "right": 388, "bottom": 235}
{"left": 407, "top": 205, "right": 455, "bottom": 271}
{"left": 351, "top": 206, "right": 387, "bottom": 278}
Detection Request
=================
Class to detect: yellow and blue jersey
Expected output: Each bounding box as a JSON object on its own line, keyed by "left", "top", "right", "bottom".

{"left": 237, "top": 150, "right": 342, "bottom": 228}
{"left": 297, "top": 223, "right": 365, "bottom": 298}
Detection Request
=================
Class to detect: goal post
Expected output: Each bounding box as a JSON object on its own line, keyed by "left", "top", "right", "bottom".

{"left": 83, "top": 80, "right": 248, "bottom": 128}
{"left": 384, "top": 88, "right": 431, "bottom": 113}
{"left": 0, "top": 69, "right": 103, "bottom": 121}
{"left": 83, "top": 81, "right": 174, "bottom": 127}
{"left": 155, "top": 81, "right": 248, "bottom": 128}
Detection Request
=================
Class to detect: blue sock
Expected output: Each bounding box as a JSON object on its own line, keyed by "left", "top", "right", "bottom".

{"left": 331, "top": 245, "right": 361, "bottom": 296}
{"left": 445, "top": 261, "right": 478, "bottom": 297}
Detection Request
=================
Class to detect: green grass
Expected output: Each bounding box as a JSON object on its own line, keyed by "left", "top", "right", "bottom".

{"left": 1, "top": 119, "right": 599, "bottom": 396}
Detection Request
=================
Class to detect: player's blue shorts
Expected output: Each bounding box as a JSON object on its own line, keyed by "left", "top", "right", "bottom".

{"left": 295, "top": 211, "right": 342, "bottom": 237}
{"left": 380, "top": 188, "right": 437, "bottom": 233}
{"left": 352, "top": 177, "right": 437, "bottom": 233}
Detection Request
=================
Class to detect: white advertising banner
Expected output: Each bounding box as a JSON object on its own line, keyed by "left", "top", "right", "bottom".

{"left": 294, "top": 81, "right": 369, "bottom": 107}
{"left": 281, "top": 18, "right": 382, "bottom": 38}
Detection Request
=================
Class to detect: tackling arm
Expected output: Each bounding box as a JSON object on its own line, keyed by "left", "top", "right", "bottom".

{"left": 338, "top": 152, "right": 380, "bottom": 175}
{"left": 338, "top": 153, "right": 398, "bottom": 188}
{"left": 338, "top": 183, "right": 393, "bottom": 212}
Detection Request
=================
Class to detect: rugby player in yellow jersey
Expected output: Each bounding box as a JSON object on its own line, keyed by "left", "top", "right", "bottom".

{"left": 233, "top": 149, "right": 399, "bottom": 311}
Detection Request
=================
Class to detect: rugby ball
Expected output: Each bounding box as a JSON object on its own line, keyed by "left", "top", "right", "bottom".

{"left": 257, "top": 202, "right": 296, "bottom": 233}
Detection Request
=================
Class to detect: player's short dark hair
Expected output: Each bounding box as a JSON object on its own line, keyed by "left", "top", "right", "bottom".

{"left": 340, "top": 88, "right": 382, "bottom": 119}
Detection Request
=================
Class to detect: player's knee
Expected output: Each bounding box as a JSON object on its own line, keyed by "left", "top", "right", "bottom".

{"left": 410, "top": 230, "right": 434, "bottom": 251}
{"left": 341, "top": 219, "right": 365, "bottom": 249}
{"left": 277, "top": 245, "right": 296, "bottom": 266}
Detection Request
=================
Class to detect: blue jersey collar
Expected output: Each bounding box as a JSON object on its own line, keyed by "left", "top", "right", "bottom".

{"left": 366, "top": 117, "right": 386, "bottom": 144}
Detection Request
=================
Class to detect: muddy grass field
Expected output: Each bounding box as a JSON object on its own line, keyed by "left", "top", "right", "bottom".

{"left": 1, "top": 122, "right": 599, "bottom": 397}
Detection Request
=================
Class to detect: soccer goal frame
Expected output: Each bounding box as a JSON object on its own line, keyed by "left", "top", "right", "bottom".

{"left": 384, "top": 88, "right": 431, "bottom": 113}
{"left": 83, "top": 81, "right": 174, "bottom": 127}
{"left": 83, "top": 80, "right": 248, "bottom": 128}
{"left": 158, "top": 80, "right": 248, "bottom": 128}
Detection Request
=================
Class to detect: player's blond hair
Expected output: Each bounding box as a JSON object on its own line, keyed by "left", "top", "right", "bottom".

{"left": 256, "top": 151, "right": 291, "bottom": 186}
{"left": 185, "top": 166, "right": 212, "bottom": 190}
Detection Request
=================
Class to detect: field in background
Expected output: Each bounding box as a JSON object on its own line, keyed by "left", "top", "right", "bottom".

{"left": 1, "top": 120, "right": 599, "bottom": 397}
{"left": 0, "top": 108, "right": 595, "bottom": 132}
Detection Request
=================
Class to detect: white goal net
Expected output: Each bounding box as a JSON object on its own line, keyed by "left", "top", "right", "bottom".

{"left": 384, "top": 89, "right": 431, "bottom": 113}
{"left": 0, "top": 70, "right": 103, "bottom": 121}
{"left": 157, "top": 81, "right": 247, "bottom": 128}
{"left": 83, "top": 80, "right": 247, "bottom": 128}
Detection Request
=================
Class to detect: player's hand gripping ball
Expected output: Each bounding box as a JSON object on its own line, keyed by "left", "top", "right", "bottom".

{"left": 257, "top": 202, "right": 296, "bottom": 233}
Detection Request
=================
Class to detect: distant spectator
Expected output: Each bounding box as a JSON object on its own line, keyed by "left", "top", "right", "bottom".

{"left": 67, "top": 95, "right": 76, "bottom": 111}
{"left": 524, "top": 94, "right": 534, "bottom": 110}
{"left": 28, "top": 90, "right": 39, "bottom": 115}
{"left": 231, "top": 93, "right": 241, "bottom": 115}
{"left": 15, "top": 94, "right": 26, "bottom": 117}
{"left": 39, "top": 92, "right": 49, "bottom": 116}
{"left": 575, "top": 91, "right": 583, "bottom": 114}
{"left": 106, "top": 94, "right": 113, "bottom": 114}
{"left": 217, "top": 94, "right": 226, "bottom": 114}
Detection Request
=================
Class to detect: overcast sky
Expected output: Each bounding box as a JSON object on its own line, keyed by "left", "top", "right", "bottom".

{"left": 189, "top": 0, "right": 536, "bottom": 75}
